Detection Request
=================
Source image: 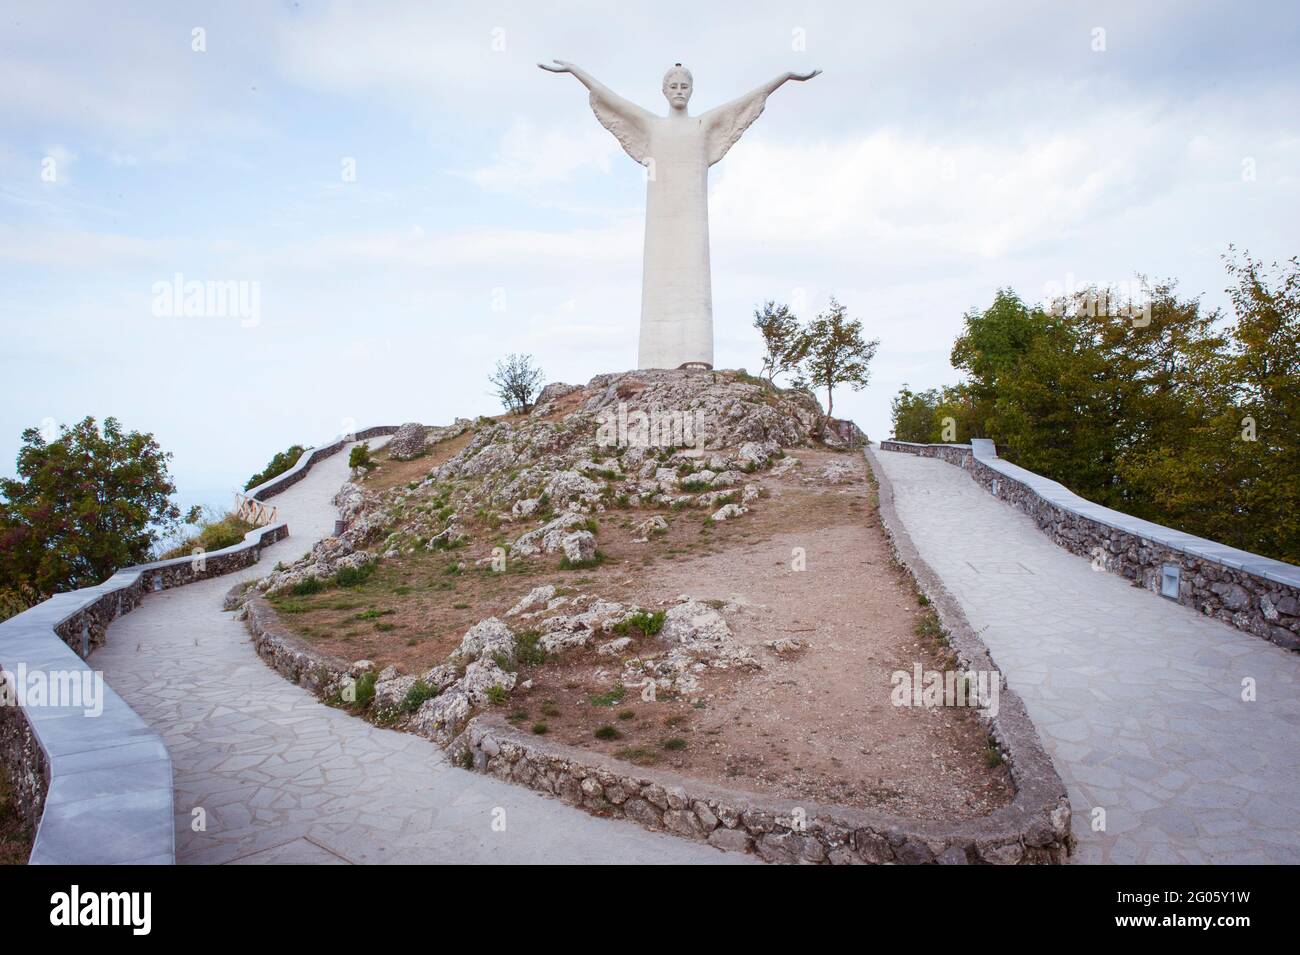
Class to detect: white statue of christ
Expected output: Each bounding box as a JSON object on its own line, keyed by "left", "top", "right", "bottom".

{"left": 539, "top": 60, "right": 820, "bottom": 370}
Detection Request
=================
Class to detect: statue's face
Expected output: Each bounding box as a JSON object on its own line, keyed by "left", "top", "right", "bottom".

{"left": 662, "top": 67, "right": 693, "bottom": 110}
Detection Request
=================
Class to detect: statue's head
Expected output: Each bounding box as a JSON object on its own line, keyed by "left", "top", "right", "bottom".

{"left": 662, "top": 63, "right": 693, "bottom": 111}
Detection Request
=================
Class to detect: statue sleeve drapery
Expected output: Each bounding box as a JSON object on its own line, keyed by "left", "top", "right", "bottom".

{"left": 703, "top": 89, "right": 771, "bottom": 166}
{"left": 589, "top": 88, "right": 654, "bottom": 165}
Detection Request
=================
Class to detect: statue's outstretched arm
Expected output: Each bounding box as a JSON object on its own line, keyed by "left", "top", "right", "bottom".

{"left": 702, "top": 70, "right": 821, "bottom": 166}
{"left": 539, "top": 60, "right": 655, "bottom": 164}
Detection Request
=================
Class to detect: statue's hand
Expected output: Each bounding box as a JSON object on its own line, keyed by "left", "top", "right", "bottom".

{"left": 538, "top": 59, "right": 573, "bottom": 73}
{"left": 789, "top": 69, "right": 822, "bottom": 81}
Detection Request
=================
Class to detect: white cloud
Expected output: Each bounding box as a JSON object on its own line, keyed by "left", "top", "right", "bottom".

{"left": 466, "top": 119, "right": 619, "bottom": 191}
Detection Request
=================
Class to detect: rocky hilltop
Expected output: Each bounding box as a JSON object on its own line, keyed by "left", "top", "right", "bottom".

{"left": 253, "top": 369, "right": 865, "bottom": 744}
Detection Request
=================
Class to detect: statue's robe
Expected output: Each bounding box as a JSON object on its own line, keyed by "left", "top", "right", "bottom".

{"left": 588, "top": 87, "right": 771, "bottom": 370}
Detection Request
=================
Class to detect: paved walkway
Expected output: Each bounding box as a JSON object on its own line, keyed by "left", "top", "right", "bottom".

{"left": 94, "top": 440, "right": 738, "bottom": 864}
{"left": 871, "top": 445, "right": 1300, "bottom": 864}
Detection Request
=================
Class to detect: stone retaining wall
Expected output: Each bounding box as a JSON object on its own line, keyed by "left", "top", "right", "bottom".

{"left": 237, "top": 591, "right": 349, "bottom": 697}
{"left": 879, "top": 439, "right": 1300, "bottom": 651}
{"left": 0, "top": 425, "right": 393, "bottom": 863}
{"left": 246, "top": 426, "right": 398, "bottom": 501}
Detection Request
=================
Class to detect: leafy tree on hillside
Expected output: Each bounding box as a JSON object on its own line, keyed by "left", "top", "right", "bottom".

{"left": 797, "top": 298, "right": 879, "bottom": 421}
{"left": 0, "top": 417, "right": 183, "bottom": 598}
{"left": 890, "top": 385, "right": 941, "bottom": 442}
{"left": 489, "top": 354, "right": 545, "bottom": 414}
{"left": 752, "top": 301, "right": 807, "bottom": 383}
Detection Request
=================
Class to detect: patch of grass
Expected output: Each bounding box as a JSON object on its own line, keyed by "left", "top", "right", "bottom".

{"left": 289, "top": 576, "right": 325, "bottom": 596}
{"left": 614, "top": 746, "right": 660, "bottom": 766}
{"left": 660, "top": 736, "right": 687, "bottom": 751}
{"left": 531, "top": 721, "right": 549, "bottom": 735}
{"left": 273, "top": 599, "right": 311, "bottom": 614}
{"left": 374, "top": 622, "right": 397, "bottom": 632}
{"left": 453, "top": 602, "right": 470, "bottom": 609}
{"left": 589, "top": 683, "right": 626, "bottom": 707}
{"left": 664, "top": 714, "right": 686, "bottom": 727}
{"left": 617, "top": 709, "right": 635, "bottom": 721}
{"left": 914, "top": 611, "right": 945, "bottom": 641}
{"left": 594, "top": 724, "right": 623, "bottom": 740}
{"left": 985, "top": 742, "right": 1004, "bottom": 768}
{"left": 507, "top": 710, "right": 529, "bottom": 723}
{"left": 484, "top": 684, "right": 509, "bottom": 706}
{"left": 352, "top": 608, "right": 393, "bottom": 620}
{"left": 613, "top": 609, "right": 665, "bottom": 637}
{"left": 679, "top": 478, "right": 711, "bottom": 493}
{"left": 333, "top": 562, "right": 376, "bottom": 588}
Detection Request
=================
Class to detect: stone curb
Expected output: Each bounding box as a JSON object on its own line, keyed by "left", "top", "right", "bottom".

{"left": 879, "top": 440, "right": 1300, "bottom": 652}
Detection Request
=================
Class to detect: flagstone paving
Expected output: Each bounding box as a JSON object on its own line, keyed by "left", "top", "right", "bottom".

{"left": 94, "top": 439, "right": 740, "bottom": 864}
{"left": 869, "top": 445, "right": 1300, "bottom": 864}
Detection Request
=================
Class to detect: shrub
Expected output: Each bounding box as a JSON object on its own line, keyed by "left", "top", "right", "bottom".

{"left": 353, "top": 671, "right": 377, "bottom": 708}
{"left": 531, "top": 722, "right": 549, "bottom": 735}
{"left": 594, "top": 725, "right": 622, "bottom": 740}
{"left": 244, "top": 444, "right": 306, "bottom": 490}
{"left": 514, "top": 630, "right": 547, "bottom": 666}
{"left": 400, "top": 680, "right": 437, "bottom": 713}
{"left": 660, "top": 736, "right": 687, "bottom": 751}
{"left": 289, "top": 576, "right": 325, "bottom": 596}
{"left": 484, "top": 684, "right": 508, "bottom": 706}
{"left": 348, "top": 443, "right": 375, "bottom": 471}
{"left": 613, "top": 609, "right": 665, "bottom": 637}
{"left": 158, "top": 509, "right": 256, "bottom": 560}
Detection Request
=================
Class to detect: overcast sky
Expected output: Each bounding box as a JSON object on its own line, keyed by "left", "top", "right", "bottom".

{"left": 3, "top": 0, "right": 1298, "bottom": 512}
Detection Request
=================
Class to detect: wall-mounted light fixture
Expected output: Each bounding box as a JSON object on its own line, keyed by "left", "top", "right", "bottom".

{"left": 1160, "top": 563, "right": 1181, "bottom": 600}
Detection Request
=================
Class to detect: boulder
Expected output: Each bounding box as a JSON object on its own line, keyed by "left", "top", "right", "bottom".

{"left": 711, "top": 503, "right": 748, "bottom": 522}
{"left": 460, "top": 660, "right": 517, "bottom": 705}
{"left": 507, "top": 584, "right": 556, "bottom": 616}
{"left": 660, "top": 599, "right": 732, "bottom": 645}
{"left": 561, "top": 530, "right": 597, "bottom": 564}
{"left": 451, "top": 617, "right": 516, "bottom": 666}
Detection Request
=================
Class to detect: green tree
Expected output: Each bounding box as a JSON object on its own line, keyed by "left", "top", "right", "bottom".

{"left": 798, "top": 297, "right": 879, "bottom": 422}
{"left": 890, "top": 385, "right": 940, "bottom": 441}
{"left": 0, "top": 417, "right": 183, "bottom": 597}
{"left": 752, "top": 300, "right": 806, "bottom": 383}
{"left": 245, "top": 444, "right": 306, "bottom": 490}
{"left": 489, "top": 353, "right": 545, "bottom": 414}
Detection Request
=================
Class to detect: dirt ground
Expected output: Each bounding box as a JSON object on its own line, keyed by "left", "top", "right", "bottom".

{"left": 274, "top": 442, "right": 1013, "bottom": 821}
